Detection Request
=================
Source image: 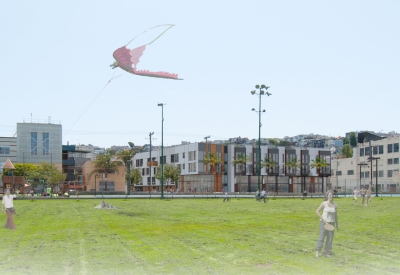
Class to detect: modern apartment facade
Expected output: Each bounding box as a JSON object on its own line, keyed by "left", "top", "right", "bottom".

{"left": 132, "top": 142, "right": 331, "bottom": 193}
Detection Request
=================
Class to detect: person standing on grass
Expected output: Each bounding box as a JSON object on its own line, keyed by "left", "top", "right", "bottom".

{"left": 353, "top": 187, "right": 359, "bottom": 205}
{"left": 360, "top": 186, "right": 366, "bottom": 205}
{"left": 223, "top": 191, "right": 230, "bottom": 202}
{"left": 2, "top": 189, "right": 16, "bottom": 230}
{"left": 315, "top": 190, "right": 339, "bottom": 258}
{"left": 365, "top": 187, "right": 372, "bottom": 206}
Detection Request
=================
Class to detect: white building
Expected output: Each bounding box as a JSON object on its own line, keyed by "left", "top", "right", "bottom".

{"left": 132, "top": 142, "right": 331, "bottom": 194}
{"left": 330, "top": 136, "right": 400, "bottom": 194}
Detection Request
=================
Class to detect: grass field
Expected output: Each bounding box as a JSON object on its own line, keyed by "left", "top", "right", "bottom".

{"left": 1, "top": 196, "right": 399, "bottom": 275}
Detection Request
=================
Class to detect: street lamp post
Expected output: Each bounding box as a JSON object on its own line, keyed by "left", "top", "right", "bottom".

{"left": 358, "top": 162, "right": 368, "bottom": 190}
{"left": 158, "top": 103, "right": 165, "bottom": 199}
{"left": 251, "top": 84, "right": 271, "bottom": 195}
{"left": 148, "top": 132, "right": 154, "bottom": 195}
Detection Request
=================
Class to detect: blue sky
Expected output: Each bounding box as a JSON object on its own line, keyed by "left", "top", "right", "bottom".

{"left": 1, "top": 1, "right": 399, "bottom": 148}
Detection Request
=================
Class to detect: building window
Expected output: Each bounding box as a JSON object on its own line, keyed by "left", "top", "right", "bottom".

{"left": 0, "top": 146, "right": 11, "bottom": 155}
{"left": 394, "top": 158, "right": 399, "bottom": 165}
{"left": 373, "top": 146, "right": 378, "bottom": 155}
{"left": 42, "top": 133, "right": 49, "bottom": 155}
{"left": 347, "top": 170, "right": 354, "bottom": 175}
{"left": 360, "top": 148, "right": 364, "bottom": 157}
{"left": 373, "top": 171, "right": 377, "bottom": 178}
{"left": 189, "top": 151, "right": 196, "bottom": 161}
{"left": 360, "top": 172, "right": 364, "bottom": 178}
{"left": 388, "top": 170, "right": 393, "bottom": 178}
{"left": 394, "top": 143, "right": 399, "bottom": 153}
{"left": 159, "top": 156, "right": 166, "bottom": 164}
{"left": 388, "top": 159, "right": 393, "bottom": 165}
{"left": 99, "top": 181, "right": 115, "bottom": 191}
{"left": 379, "top": 170, "right": 384, "bottom": 177}
{"left": 336, "top": 171, "right": 342, "bottom": 176}
{"left": 189, "top": 162, "right": 196, "bottom": 172}
{"left": 30, "top": 132, "right": 38, "bottom": 155}
{"left": 365, "top": 147, "right": 370, "bottom": 156}
{"left": 183, "top": 152, "right": 185, "bottom": 158}
{"left": 388, "top": 144, "right": 393, "bottom": 153}
{"left": 183, "top": 163, "right": 185, "bottom": 170}
{"left": 379, "top": 145, "right": 383, "bottom": 154}
{"left": 365, "top": 171, "right": 370, "bottom": 178}
{"left": 171, "top": 154, "right": 175, "bottom": 163}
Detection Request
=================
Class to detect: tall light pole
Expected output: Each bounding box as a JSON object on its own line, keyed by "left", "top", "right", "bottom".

{"left": 148, "top": 132, "right": 154, "bottom": 195}
{"left": 251, "top": 84, "right": 271, "bottom": 195}
{"left": 158, "top": 103, "right": 165, "bottom": 199}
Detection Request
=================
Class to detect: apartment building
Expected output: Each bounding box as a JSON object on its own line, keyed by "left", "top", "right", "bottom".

{"left": 132, "top": 142, "right": 331, "bottom": 193}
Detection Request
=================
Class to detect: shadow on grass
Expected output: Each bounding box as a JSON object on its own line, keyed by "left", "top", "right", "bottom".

{"left": 116, "top": 211, "right": 141, "bottom": 217}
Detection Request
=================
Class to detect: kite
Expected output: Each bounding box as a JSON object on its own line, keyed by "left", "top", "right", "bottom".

{"left": 110, "top": 24, "right": 182, "bottom": 80}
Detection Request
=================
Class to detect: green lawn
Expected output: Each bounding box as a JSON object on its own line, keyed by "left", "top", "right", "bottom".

{"left": 1, "top": 197, "right": 399, "bottom": 275}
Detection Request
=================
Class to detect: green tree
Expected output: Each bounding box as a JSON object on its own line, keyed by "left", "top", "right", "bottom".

{"left": 90, "top": 153, "right": 122, "bottom": 191}
{"left": 13, "top": 163, "right": 41, "bottom": 177}
{"left": 285, "top": 158, "right": 300, "bottom": 175}
{"left": 130, "top": 168, "right": 142, "bottom": 185}
{"left": 116, "top": 149, "right": 137, "bottom": 191}
{"left": 232, "top": 153, "right": 250, "bottom": 193}
{"left": 268, "top": 138, "right": 279, "bottom": 146}
{"left": 311, "top": 157, "right": 328, "bottom": 193}
{"left": 343, "top": 137, "right": 349, "bottom": 145}
{"left": 340, "top": 144, "right": 353, "bottom": 158}
{"left": 261, "top": 157, "right": 278, "bottom": 191}
{"left": 155, "top": 164, "right": 180, "bottom": 185}
{"left": 278, "top": 140, "right": 292, "bottom": 147}
{"left": 203, "top": 153, "right": 221, "bottom": 174}
{"left": 350, "top": 132, "right": 357, "bottom": 147}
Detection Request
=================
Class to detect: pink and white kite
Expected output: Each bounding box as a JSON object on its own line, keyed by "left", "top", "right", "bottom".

{"left": 110, "top": 24, "right": 182, "bottom": 80}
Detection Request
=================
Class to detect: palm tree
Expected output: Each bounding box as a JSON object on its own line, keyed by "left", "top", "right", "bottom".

{"left": 203, "top": 153, "right": 221, "bottom": 174}
{"left": 116, "top": 149, "right": 137, "bottom": 192}
{"left": 261, "top": 157, "right": 277, "bottom": 192}
{"left": 90, "top": 153, "right": 122, "bottom": 191}
{"left": 232, "top": 153, "right": 250, "bottom": 192}
{"left": 311, "top": 157, "right": 328, "bottom": 193}
{"left": 285, "top": 158, "right": 301, "bottom": 192}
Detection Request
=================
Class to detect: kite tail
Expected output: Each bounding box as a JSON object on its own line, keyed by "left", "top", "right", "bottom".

{"left": 125, "top": 24, "right": 175, "bottom": 46}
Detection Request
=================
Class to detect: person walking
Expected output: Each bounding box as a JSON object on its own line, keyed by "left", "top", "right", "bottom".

{"left": 365, "top": 187, "right": 372, "bottom": 206}
{"left": 315, "top": 190, "right": 339, "bottom": 258}
{"left": 223, "top": 191, "right": 230, "bottom": 202}
{"left": 360, "top": 187, "right": 367, "bottom": 205}
{"left": 2, "top": 189, "right": 16, "bottom": 230}
{"left": 353, "top": 188, "right": 359, "bottom": 205}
